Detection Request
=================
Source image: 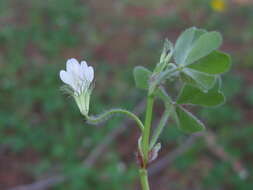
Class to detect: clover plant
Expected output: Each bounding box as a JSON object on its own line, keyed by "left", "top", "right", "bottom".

{"left": 60, "top": 27, "right": 231, "bottom": 190}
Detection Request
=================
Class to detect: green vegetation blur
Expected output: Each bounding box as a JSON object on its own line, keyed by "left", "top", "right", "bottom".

{"left": 0, "top": 0, "right": 253, "bottom": 189}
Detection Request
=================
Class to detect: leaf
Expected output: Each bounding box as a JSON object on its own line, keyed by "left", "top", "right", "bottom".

{"left": 182, "top": 68, "right": 216, "bottom": 90}
{"left": 176, "top": 84, "right": 225, "bottom": 107}
{"left": 173, "top": 106, "right": 205, "bottom": 133}
{"left": 133, "top": 66, "right": 174, "bottom": 105}
{"left": 185, "top": 31, "right": 222, "bottom": 65}
{"left": 187, "top": 51, "right": 231, "bottom": 74}
{"left": 174, "top": 27, "right": 206, "bottom": 65}
{"left": 133, "top": 66, "right": 151, "bottom": 90}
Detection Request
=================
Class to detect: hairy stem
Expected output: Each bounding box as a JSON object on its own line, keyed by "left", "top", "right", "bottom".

{"left": 86, "top": 108, "right": 144, "bottom": 131}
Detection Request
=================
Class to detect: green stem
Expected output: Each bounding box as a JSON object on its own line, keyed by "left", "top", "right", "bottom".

{"left": 142, "top": 94, "right": 154, "bottom": 164}
{"left": 139, "top": 169, "right": 150, "bottom": 190}
{"left": 150, "top": 106, "right": 172, "bottom": 149}
{"left": 86, "top": 108, "right": 144, "bottom": 131}
{"left": 138, "top": 66, "right": 180, "bottom": 190}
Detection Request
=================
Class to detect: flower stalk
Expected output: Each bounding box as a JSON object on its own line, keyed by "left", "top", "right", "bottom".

{"left": 86, "top": 108, "right": 144, "bottom": 131}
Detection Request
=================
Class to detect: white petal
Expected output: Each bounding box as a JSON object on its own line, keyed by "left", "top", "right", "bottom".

{"left": 81, "top": 61, "right": 88, "bottom": 70}
{"left": 60, "top": 70, "right": 79, "bottom": 92}
{"left": 66, "top": 58, "right": 80, "bottom": 75}
{"left": 80, "top": 61, "right": 88, "bottom": 79}
{"left": 60, "top": 70, "right": 73, "bottom": 86}
{"left": 85, "top": 66, "right": 94, "bottom": 82}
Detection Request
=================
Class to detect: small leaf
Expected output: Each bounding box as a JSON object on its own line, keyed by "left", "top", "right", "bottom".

{"left": 133, "top": 66, "right": 174, "bottom": 104}
{"left": 149, "top": 143, "right": 161, "bottom": 163}
{"left": 174, "top": 106, "right": 205, "bottom": 133}
{"left": 182, "top": 68, "right": 216, "bottom": 90}
{"left": 185, "top": 31, "right": 222, "bottom": 65}
{"left": 176, "top": 84, "right": 225, "bottom": 107}
{"left": 133, "top": 66, "right": 151, "bottom": 90}
{"left": 187, "top": 51, "right": 231, "bottom": 74}
{"left": 174, "top": 27, "right": 206, "bottom": 65}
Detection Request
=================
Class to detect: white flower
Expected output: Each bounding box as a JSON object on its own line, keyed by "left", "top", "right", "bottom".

{"left": 60, "top": 58, "right": 94, "bottom": 95}
{"left": 60, "top": 58, "right": 94, "bottom": 116}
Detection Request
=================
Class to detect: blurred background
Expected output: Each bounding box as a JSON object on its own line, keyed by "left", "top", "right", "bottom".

{"left": 0, "top": 0, "right": 253, "bottom": 189}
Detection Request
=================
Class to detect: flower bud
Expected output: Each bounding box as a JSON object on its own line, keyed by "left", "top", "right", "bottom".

{"left": 154, "top": 39, "right": 173, "bottom": 73}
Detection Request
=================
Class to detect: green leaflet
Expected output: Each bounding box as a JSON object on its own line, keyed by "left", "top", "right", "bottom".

{"left": 173, "top": 106, "right": 205, "bottom": 133}
{"left": 182, "top": 68, "right": 216, "bottom": 90}
{"left": 176, "top": 83, "right": 225, "bottom": 107}
{"left": 185, "top": 31, "right": 222, "bottom": 65}
{"left": 133, "top": 66, "right": 152, "bottom": 90}
{"left": 174, "top": 27, "right": 222, "bottom": 66}
{"left": 187, "top": 50, "right": 231, "bottom": 74}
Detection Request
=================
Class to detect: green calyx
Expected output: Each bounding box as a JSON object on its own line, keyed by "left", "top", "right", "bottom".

{"left": 74, "top": 89, "right": 92, "bottom": 116}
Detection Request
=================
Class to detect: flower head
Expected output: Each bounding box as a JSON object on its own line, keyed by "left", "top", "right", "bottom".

{"left": 211, "top": 0, "right": 226, "bottom": 12}
{"left": 60, "top": 58, "right": 94, "bottom": 116}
